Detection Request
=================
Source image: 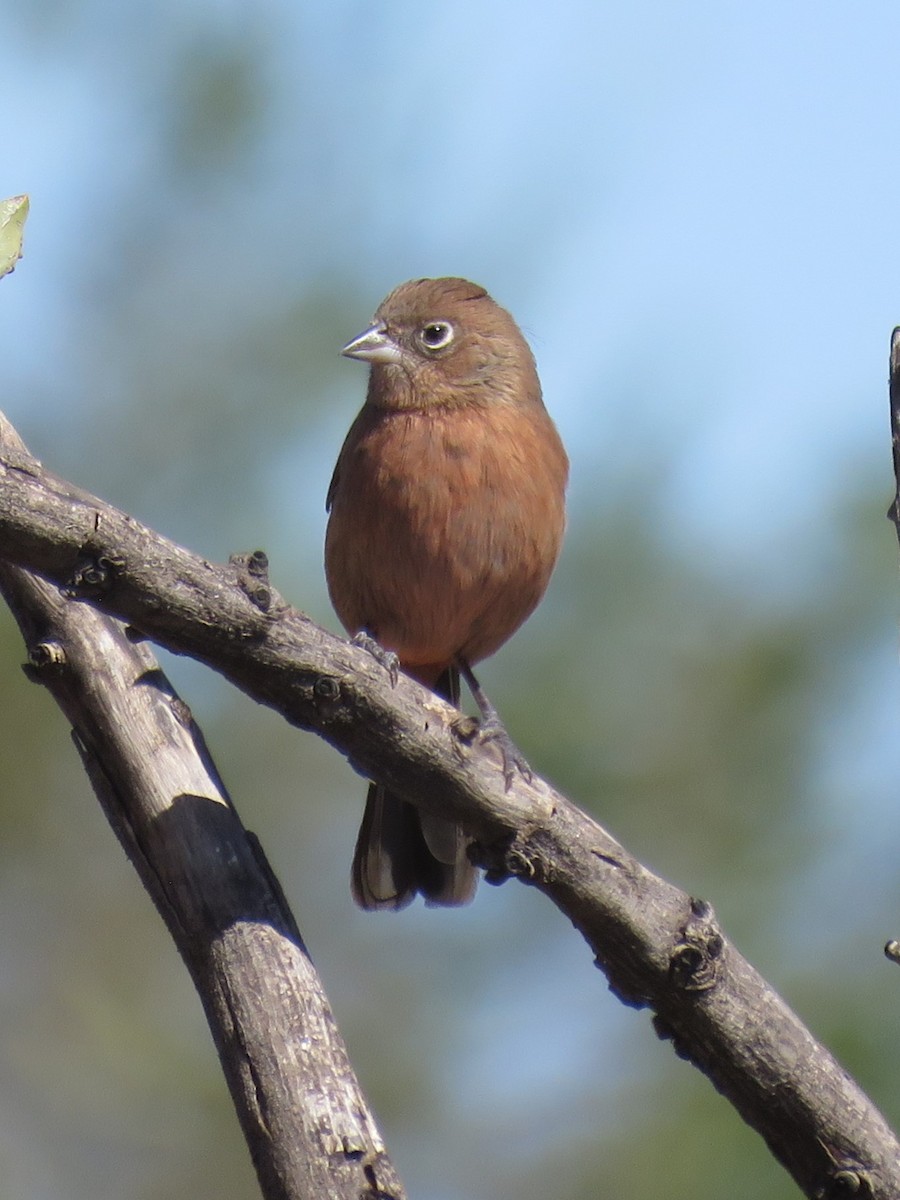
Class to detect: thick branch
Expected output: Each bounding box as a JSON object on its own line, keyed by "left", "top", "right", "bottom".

{"left": 0, "top": 434, "right": 402, "bottom": 1200}
{"left": 0, "top": 412, "right": 897, "bottom": 1197}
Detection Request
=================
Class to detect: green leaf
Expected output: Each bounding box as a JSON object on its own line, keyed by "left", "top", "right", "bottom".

{"left": 0, "top": 195, "right": 29, "bottom": 280}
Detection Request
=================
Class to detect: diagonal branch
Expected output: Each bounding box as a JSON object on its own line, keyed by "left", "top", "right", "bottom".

{"left": 0, "top": 423, "right": 403, "bottom": 1200}
{"left": 0, "top": 410, "right": 897, "bottom": 1197}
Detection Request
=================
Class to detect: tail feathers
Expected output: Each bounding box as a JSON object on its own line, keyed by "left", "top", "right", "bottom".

{"left": 350, "top": 664, "right": 477, "bottom": 911}
{"left": 351, "top": 785, "right": 476, "bottom": 910}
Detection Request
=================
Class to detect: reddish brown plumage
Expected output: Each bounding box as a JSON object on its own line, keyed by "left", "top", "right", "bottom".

{"left": 325, "top": 277, "right": 568, "bottom": 910}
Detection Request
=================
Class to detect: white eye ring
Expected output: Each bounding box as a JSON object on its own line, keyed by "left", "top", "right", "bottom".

{"left": 418, "top": 321, "right": 455, "bottom": 352}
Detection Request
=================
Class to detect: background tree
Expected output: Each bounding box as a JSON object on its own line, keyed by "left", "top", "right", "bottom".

{"left": 1, "top": 4, "right": 899, "bottom": 1199}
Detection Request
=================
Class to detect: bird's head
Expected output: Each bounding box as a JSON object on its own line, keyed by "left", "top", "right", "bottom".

{"left": 341, "top": 277, "right": 541, "bottom": 411}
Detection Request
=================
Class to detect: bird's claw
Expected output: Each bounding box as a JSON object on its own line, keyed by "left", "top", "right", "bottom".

{"left": 352, "top": 631, "right": 400, "bottom": 686}
{"left": 476, "top": 714, "right": 533, "bottom": 790}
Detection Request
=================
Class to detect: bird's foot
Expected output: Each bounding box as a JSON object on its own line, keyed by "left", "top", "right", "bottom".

{"left": 352, "top": 631, "right": 400, "bottom": 686}
{"left": 456, "top": 658, "right": 532, "bottom": 790}
{"left": 476, "top": 713, "right": 533, "bottom": 791}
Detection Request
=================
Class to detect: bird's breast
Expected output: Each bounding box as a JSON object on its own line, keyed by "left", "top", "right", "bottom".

{"left": 325, "top": 401, "right": 567, "bottom": 671}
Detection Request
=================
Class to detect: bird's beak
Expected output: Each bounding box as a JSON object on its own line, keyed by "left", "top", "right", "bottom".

{"left": 341, "top": 322, "right": 403, "bottom": 365}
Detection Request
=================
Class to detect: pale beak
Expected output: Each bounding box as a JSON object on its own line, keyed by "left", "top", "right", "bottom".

{"left": 341, "top": 322, "right": 404, "bottom": 365}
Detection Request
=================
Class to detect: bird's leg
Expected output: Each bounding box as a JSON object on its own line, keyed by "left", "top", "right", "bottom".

{"left": 457, "top": 659, "right": 533, "bottom": 789}
{"left": 352, "top": 630, "right": 400, "bottom": 687}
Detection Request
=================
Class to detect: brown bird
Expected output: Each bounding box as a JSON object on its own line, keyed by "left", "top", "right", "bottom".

{"left": 325, "top": 277, "right": 568, "bottom": 910}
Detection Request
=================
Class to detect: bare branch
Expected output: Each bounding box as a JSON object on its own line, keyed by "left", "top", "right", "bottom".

{"left": 0, "top": 420, "right": 403, "bottom": 1200}
{"left": 888, "top": 326, "right": 900, "bottom": 540}
{"left": 0, "top": 411, "right": 897, "bottom": 1197}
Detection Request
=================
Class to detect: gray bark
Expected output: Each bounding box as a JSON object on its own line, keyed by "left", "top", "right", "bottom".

{"left": 0, "top": 417, "right": 402, "bottom": 1200}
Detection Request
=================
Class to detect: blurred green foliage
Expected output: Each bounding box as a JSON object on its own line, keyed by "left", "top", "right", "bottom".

{"left": 0, "top": 5, "right": 899, "bottom": 1200}
{"left": 0, "top": 195, "right": 28, "bottom": 279}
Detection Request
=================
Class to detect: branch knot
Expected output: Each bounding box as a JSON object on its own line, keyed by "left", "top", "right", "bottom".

{"left": 229, "top": 549, "right": 273, "bottom": 612}
{"left": 63, "top": 549, "right": 126, "bottom": 599}
{"left": 669, "top": 897, "right": 724, "bottom": 993}
{"left": 22, "top": 638, "right": 68, "bottom": 682}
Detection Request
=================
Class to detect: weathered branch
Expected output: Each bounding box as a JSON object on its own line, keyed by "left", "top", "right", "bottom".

{"left": 0, "top": 411, "right": 897, "bottom": 1197}
{"left": 0, "top": 424, "right": 402, "bottom": 1200}
{"left": 888, "top": 326, "right": 900, "bottom": 543}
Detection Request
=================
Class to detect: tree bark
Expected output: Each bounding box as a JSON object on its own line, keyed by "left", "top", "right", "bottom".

{"left": 888, "top": 325, "right": 900, "bottom": 544}
{"left": 0, "top": 426, "right": 402, "bottom": 1200}
{"left": 0, "top": 411, "right": 898, "bottom": 1198}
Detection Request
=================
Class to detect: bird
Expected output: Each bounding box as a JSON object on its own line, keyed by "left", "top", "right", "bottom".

{"left": 325, "top": 277, "right": 568, "bottom": 910}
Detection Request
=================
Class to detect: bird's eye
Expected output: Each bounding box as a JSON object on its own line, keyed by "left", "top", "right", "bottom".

{"left": 418, "top": 321, "right": 454, "bottom": 352}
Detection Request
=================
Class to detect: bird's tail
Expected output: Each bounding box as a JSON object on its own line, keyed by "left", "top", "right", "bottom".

{"left": 350, "top": 667, "right": 478, "bottom": 910}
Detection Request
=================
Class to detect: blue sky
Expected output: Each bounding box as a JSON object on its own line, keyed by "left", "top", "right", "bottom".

{"left": 4, "top": 2, "right": 899, "bottom": 578}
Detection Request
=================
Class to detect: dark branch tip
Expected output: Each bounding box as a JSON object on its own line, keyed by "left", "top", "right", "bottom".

{"left": 228, "top": 549, "right": 269, "bottom": 578}
{"left": 669, "top": 897, "right": 724, "bottom": 992}
{"left": 816, "top": 1136, "right": 876, "bottom": 1198}
{"left": 29, "top": 639, "right": 67, "bottom": 669}
{"left": 311, "top": 673, "right": 345, "bottom": 723}
{"left": 228, "top": 550, "right": 276, "bottom": 612}
{"left": 816, "top": 1167, "right": 873, "bottom": 1198}
{"left": 313, "top": 675, "right": 341, "bottom": 703}
{"left": 62, "top": 551, "right": 126, "bottom": 600}
{"left": 22, "top": 640, "right": 68, "bottom": 682}
{"left": 250, "top": 584, "right": 271, "bottom": 611}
